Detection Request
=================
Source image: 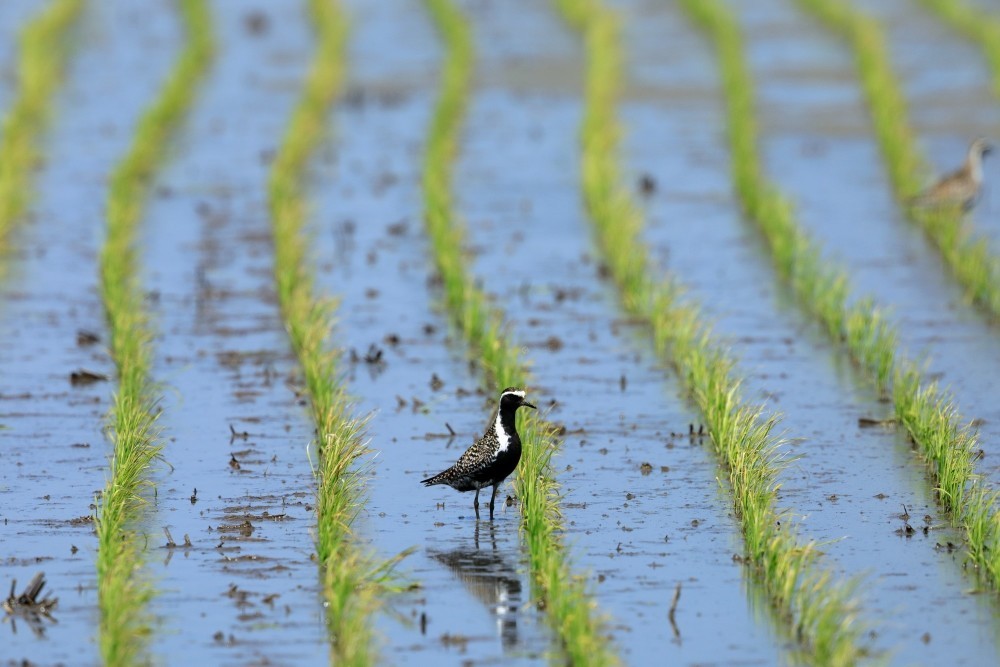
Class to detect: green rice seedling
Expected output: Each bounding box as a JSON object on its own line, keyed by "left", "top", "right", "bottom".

{"left": 422, "top": 0, "right": 617, "bottom": 663}
{"left": 266, "top": 0, "right": 407, "bottom": 663}
{"left": 796, "top": 0, "right": 1000, "bottom": 320}
{"left": 683, "top": 0, "right": 1000, "bottom": 593}
{"left": 918, "top": 0, "right": 1000, "bottom": 97}
{"left": 559, "top": 0, "right": 870, "bottom": 662}
{"left": 94, "top": 1, "right": 213, "bottom": 665}
{"left": 0, "top": 0, "right": 83, "bottom": 264}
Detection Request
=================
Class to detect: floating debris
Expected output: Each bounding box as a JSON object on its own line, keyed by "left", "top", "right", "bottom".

{"left": 69, "top": 369, "right": 108, "bottom": 386}
{"left": 3, "top": 573, "right": 58, "bottom": 637}
{"left": 668, "top": 581, "right": 682, "bottom": 641}
{"left": 229, "top": 424, "right": 249, "bottom": 442}
{"left": 363, "top": 343, "right": 383, "bottom": 364}
{"left": 638, "top": 173, "right": 658, "bottom": 196}
{"left": 858, "top": 416, "right": 896, "bottom": 428}
{"left": 75, "top": 330, "right": 100, "bottom": 346}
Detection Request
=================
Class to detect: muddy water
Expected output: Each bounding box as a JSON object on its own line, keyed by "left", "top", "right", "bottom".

{"left": 438, "top": 0, "right": 794, "bottom": 664}
{"left": 626, "top": 0, "right": 1000, "bottom": 662}
{"left": 0, "top": 0, "right": 180, "bottom": 663}
{"left": 136, "top": 2, "right": 333, "bottom": 664}
{"left": 733, "top": 1, "right": 1000, "bottom": 493}
{"left": 306, "top": 0, "right": 557, "bottom": 663}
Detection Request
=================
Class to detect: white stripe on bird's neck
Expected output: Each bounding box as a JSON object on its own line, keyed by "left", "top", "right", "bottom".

{"left": 493, "top": 410, "right": 511, "bottom": 452}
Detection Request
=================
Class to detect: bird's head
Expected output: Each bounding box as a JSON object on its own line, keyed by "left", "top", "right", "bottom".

{"left": 972, "top": 137, "right": 993, "bottom": 160}
{"left": 499, "top": 387, "right": 536, "bottom": 411}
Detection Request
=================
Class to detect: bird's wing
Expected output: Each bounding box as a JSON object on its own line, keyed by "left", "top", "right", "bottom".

{"left": 915, "top": 168, "right": 974, "bottom": 206}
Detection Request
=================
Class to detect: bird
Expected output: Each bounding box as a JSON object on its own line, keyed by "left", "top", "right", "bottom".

{"left": 421, "top": 387, "right": 536, "bottom": 520}
{"left": 910, "top": 137, "right": 993, "bottom": 211}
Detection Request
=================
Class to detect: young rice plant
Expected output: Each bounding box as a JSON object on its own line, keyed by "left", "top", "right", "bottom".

{"left": 422, "top": 0, "right": 617, "bottom": 663}
{"left": 558, "top": 0, "right": 869, "bottom": 662}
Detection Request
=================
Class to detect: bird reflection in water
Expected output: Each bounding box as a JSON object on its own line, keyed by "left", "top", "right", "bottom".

{"left": 431, "top": 522, "right": 523, "bottom": 651}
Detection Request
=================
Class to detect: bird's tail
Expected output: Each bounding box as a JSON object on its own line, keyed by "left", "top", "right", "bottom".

{"left": 421, "top": 471, "right": 447, "bottom": 486}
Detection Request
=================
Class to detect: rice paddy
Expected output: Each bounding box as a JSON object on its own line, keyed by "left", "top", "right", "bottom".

{"left": 2, "top": 0, "right": 1000, "bottom": 664}
{"left": 685, "top": 0, "right": 1000, "bottom": 594}
{"left": 560, "top": 0, "right": 865, "bottom": 662}
{"left": 266, "top": 0, "right": 387, "bottom": 663}
{"left": 798, "top": 0, "right": 1000, "bottom": 321}
{"left": 95, "top": 0, "right": 212, "bottom": 663}
{"left": 422, "top": 0, "right": 616, "bottom": 662}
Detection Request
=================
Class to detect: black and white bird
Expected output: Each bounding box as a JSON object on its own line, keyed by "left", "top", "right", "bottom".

{"left": 421, "top": 387, "right": 536, "bottom": 520}
{"left": 910, "top": 137, "right": 993, "bottom": 211}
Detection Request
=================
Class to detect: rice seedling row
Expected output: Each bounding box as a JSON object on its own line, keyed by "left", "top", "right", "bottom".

{"left": 795, "top": 0, "right": 1000, "bottom": 322}
{"left": 440, "top": 1, "right": 793, "bottom": 661}
{"left": 918, "top": 0, "right": 1000, "bottom": 96}
{"left": 0, "top": 2, "right": 175, "bottom": 662}
{"left": 133, "top": 2, "right": 341, "bottom": 661}
{"left": 422, "top": 0, "right": 616, "bottom": 663}
{"left": 0, "top": 0, "right": 83, "bottom": 265}
{"left": 680, "top": 0, "right": 1000, "bottom": 593}
{"left": 266, "top": 0, "right": 404, "bottom": 663}
{"left": 614, "top": 2, "right": 1000, "bottom": 661}
{"left": 95, "top": 0, "right": 213, "bottom": 663}
{"left": 555, "top": 0, "right": 871, "bottom": 662}
{"left": 308, "top": 2, "right": 557, "bottom": 656}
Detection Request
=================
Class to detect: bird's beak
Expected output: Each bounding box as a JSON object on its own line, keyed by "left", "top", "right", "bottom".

{"left": 523, "top": 401, "right": 537, "bottom": 410}
{"left": 984, "top": 144, "right": 994, "bottom": 157}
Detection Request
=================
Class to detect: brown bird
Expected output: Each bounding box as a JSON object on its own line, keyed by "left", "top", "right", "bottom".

{"left": 910, "top": 137, "right": 993, "bottom": 211}
{"left": 421, "top": 387, "right": 536, "bottom": 520}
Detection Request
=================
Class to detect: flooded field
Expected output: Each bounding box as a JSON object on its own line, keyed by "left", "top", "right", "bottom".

{"left": 2, "top": 0, "right": 1000, "bottom": 665}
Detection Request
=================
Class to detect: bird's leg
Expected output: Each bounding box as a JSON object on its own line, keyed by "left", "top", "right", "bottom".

{"left": 474, "top": 488, "right": 480, "bottom": 519}
{"left": 489, "top": 483, "right": 499, "bottom": 521}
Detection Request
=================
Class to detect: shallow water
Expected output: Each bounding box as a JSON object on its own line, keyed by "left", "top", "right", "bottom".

{"left": 0, "top": 0, "right": 180, "bottom": 663}
{"left": 592, "top": 1, "right": 1000, "bottom": 662}
{"left": 3, "top": 0, "right": 1000, "bottom": 664}
{"left": 739, "top": 0, "right": 1000, "bottom": 492}
{"left": 445, "top": 0, "right": 791, "bottom": 663}
{"left": 308, "top": 1, "right": 554, "bottom": 662}
{"left": 719, "top": 0, "right": 1000, "bottom": 661}
{"left": 136, "top": 2, "right": 333, "bottom": 664}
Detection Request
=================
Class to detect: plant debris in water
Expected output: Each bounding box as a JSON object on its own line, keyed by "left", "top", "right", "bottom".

{"left": 3, "top": 573, "right": 58, "bottom": 637}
